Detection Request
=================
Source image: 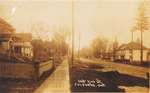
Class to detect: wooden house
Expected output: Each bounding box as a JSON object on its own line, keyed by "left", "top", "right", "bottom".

{"left": 0, "top": 17, "right": 33, "bottom": 58}
{"left": 12, "top": 33, "right": 33, "bottom": 58}
{"left": 116, "top": 42, "right": 150, "bottom": 63}
{"left": 0, "top": 18, "right": 54, "bottom": 80}
{"left": 0, "top": 17, "right": 14, "bottom": 54}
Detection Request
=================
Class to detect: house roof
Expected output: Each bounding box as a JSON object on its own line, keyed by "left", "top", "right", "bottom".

{"left": 0, "top": 17, "right": 15, "bottom": 34}
{"left": 12, "top": 33, "right": 32, "bottom": 42}
{"left": 118, "top": 42, "right": 148, "bottom": 50}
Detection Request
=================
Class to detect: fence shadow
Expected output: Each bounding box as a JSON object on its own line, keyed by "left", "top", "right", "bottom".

{"left": 0, "top": 68, "right": 54, "bottom": 93}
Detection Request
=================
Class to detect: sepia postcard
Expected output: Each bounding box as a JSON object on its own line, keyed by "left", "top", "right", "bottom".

{"left": 0, "top": 0, "right": 149, "bottom": 93}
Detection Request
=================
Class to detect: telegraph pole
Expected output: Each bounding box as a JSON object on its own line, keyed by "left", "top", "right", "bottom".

{"left": 71, "top": 0, "right": 74, "bottom": 67}
{"left": 78, "top": 31, "right": 80, "bottom": 59}
{"left": 130, "top": 28, "right": 135, "bottom": 62}
{"left": 135, "top": 0, "right": 149, "bottom": 64}
{"left": 140, "top": 29, "right": 143, "bottom": 64}
{"left": 131, "top": 30, "right": 133, "bottom": 42}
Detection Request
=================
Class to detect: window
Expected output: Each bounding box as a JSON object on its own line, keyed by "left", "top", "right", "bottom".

{"left": 129, "top": 49, "right": 132, "bottom": 54}
{"left": 14, "top": 46, "right": 21, "bottom": 54}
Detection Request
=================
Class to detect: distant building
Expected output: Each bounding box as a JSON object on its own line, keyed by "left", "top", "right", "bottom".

{"left": 116, "top": 42, "right": 150, "bottom": 63}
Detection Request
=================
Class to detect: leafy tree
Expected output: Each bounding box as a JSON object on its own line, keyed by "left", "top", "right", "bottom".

{"left": 134, "top": 0, "right": 149, "bottom": 63}
{"left": 135, "top": 1, "right": 149, "bottom": 31}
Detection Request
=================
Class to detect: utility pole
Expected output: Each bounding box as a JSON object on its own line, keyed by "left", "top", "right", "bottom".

{"left": 113, "top": 37, "right": 118, "bottom": 61}
{"left": 135, "top": 0, "right": 149, "bottom": 64}
{"left": 78, "top": 31, "right": 80, "bottom": 59}
{"left": 130, "top": 28, "right": 135, "bottom": 62}
{"left": 131, "top": 30, "right": 133, "bottom": 42}
{"left": 71, "top": 0, "right": 74, "bottom": 67}
{"left": 140, "top": 29, "right": 143, "bottom": 64}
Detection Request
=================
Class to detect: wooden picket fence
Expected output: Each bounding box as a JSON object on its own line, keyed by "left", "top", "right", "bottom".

{"left": 0, "top": 60, "right": 54, "bottom": 80}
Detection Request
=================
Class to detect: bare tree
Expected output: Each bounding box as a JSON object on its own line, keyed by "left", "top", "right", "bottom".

{"left": 91, "top": 37, "right": 108, "bottom": 58}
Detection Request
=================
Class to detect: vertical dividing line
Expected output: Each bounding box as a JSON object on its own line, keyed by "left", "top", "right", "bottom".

{"left": 131, "top": 31, "right": 133, "bottom": 62}
{"left": 141, "top": 30, "right": 143, "bottom": 64}
{"left": 78, "top": 31, "right": 80, "bottom": 59}
{"left": 132, "top": 31, "right": 133, "bottom": 42}
{"left": 71, "top": 0, "right": 74, "bottom": 67}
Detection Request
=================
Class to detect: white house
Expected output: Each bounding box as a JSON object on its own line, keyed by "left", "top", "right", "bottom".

{"left": 116, "top": 42, "right": 150, "bottom": 63}
{"left": 12, "top": 33, "right": 33, "bottom": 58}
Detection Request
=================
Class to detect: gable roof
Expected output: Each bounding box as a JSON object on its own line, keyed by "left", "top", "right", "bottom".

{"left": 0, "top": 17, "right": 15, "bottom": 41}
{"left": 0, "top": 17, "right": 15, "bottom": 34}
{"left": 118, "top": 42, "right": 148, "bottom": 50}
{"left": 12, "top": 33, "right": 32, "bottom": 42}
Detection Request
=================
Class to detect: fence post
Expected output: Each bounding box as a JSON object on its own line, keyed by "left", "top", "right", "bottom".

{"left": 33, "top": 62, "right": 39, "bottom": 82}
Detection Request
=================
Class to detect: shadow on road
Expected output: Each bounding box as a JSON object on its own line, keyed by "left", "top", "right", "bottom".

{"left": 69, "top": 59, "right": 149, "bottom": 92}
{"left": 116, "top": 73, "right": 149, "bottom": 87}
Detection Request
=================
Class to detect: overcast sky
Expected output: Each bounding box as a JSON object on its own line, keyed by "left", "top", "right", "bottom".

{"left": 0, "top": 0, "right": 150, "bottom": 49}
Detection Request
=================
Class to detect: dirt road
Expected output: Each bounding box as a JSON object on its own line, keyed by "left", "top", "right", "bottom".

{"left": 70, "top": 58, "right": 149, "bottom": 93}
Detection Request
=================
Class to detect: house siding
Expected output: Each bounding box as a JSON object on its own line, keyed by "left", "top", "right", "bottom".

{"left": 147, "top": 53, "right": 150, "bottom": 62}
{"left": 116, "top": 49, "right": 149, "bottom": 62}
{"left": 132, "top": 50, "right": 149, "bottom": 62}
{"left": 124, "top": 50, "right": 130, "bottom": 60}
{"left": 0, "top": 42, "right": 9, "bottom": 54}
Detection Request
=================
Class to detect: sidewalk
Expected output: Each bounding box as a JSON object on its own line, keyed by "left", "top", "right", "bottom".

{"left": 34, "top": 60, "right": 70, "bottom": 93}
